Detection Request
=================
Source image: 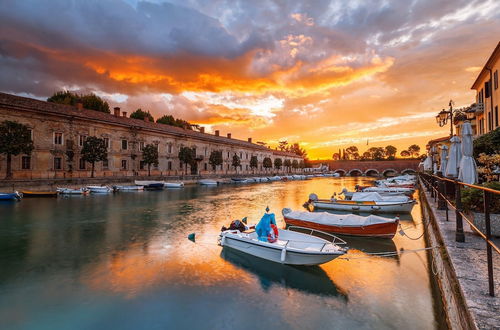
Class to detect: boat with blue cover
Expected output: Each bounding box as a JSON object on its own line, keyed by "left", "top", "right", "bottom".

{"left": 0, "top": 192, "right": 22, "bottom": 201}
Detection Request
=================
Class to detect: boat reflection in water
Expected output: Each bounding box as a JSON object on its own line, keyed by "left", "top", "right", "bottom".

{"left": 220, "top": 248, "right": 348, "bottom": 301}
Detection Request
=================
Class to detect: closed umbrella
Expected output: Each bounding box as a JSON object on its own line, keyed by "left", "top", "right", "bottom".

{"left": 445, "top": 136, "right": 461, "bottom": 178}
{"left": 423, "top": 152, "right": 433, "bottom": 171}
{"left": 458, "top": 122, "right": 478, "bottom": 184}
{"left": 439, "top": 145, "right": 448, "bottom": 174}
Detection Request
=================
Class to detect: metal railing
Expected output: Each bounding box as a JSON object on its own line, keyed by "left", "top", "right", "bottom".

{"left": 419, "top": 172, "right": 499, "bottom": 297}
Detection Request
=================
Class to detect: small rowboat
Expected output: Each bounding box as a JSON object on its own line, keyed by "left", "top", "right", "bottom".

{"left": 307, "top": 193, "right": 416, "bottom": 213}
{"left": 231, "top": 178, "right": 248, "bottom": 183}
{"left": 0, "top": 192, "right": 22, "bottom": 201}
{"left": 199, "top": 179, "right": 218, "bottom": 186}
{"left": 218, "top": 226, "right": 347, "bottom": 265}
{"left": 144, "top": 183, "right": 164, "bottom": 190}
{"left": 134, "top": 180, "right": 165, "bottom": 186}
{"left": 282, "top": 208, "right": 399, "bottom": 238}
{"left": 114, "top": 185, "right": 144, "bottom": 191}
{"left": 57, "top": 187, "right": 89, "bottom": 195}
{"left": 21, "top": 191, "right": 58, "bottom": 197}
{"left": 164, "top": 182, "right": 184, "bottom": 188}
{"left": 87, "top": 186, "right": 112, "bottom": 193}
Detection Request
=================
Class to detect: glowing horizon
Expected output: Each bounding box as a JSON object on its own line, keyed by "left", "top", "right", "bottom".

{"left": 0, "top": 0, "right": 499, "bottom": 159}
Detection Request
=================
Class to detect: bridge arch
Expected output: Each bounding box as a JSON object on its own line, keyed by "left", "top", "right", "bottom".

{"left": 333, "top": 169, "right": 346, "bottom": 176}
{"left": 401, "top": 168, "right": 416, "bottom": 175}
{"left": 364, "top": 169, "right": 380, "bottom": 177}
{"left": 382, "top": 168, "right": 398, "bottom": 177}
{"left": 348, "top": 168, "right": 363, "bottom": 177}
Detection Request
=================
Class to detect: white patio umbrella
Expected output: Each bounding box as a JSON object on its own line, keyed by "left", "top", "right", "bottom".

{"left": 423, "top": 152, "right": 433, "bottom": 171}
{"left": 439, "top": 145, "right": 448, "bottom": 174}
{"left": 458, "top": 121, "right": 478, "bottom": 184}
{"left": 445, "top": 136, "right": 461, "bottom": 178}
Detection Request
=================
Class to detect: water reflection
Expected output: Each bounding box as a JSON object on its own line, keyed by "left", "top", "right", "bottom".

{"left": 220, "top": 248, "right": 348, "bottom": 300}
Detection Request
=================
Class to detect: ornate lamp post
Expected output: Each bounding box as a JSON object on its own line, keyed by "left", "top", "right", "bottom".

{"left": 435, "top": 100, "right": 457, "bottom": 137}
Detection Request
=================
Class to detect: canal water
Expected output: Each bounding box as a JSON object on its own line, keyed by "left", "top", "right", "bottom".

{"left": 0, "top": 177, "right": 445, "bottom": 329}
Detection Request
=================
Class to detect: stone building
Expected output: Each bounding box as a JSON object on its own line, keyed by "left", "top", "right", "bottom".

{"left": 0, "top": 93, "right": 303, "bottom": 180}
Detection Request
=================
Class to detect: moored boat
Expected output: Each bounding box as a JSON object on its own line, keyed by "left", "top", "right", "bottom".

{"left": 87, "top": 186, "right": 112, "bottom": 193}
{"left": 144, "top": 183, "right": 164, "bottom": 190}
{"left": 199, "top": 179, "right": 218, "bottom": 185}
{"left": 358, "top": 186, "right": 415, "bottom": 196}
{"left": 114, "top": 185, "right": 144, "bottom": 191}
{"left": 21, "top": 190, "right": 58, "bottom": 197}
{"left": 282, "top": 208, "right": 399, "bottom": 238}
{"left": 134, "top": 180, "right": 165, "bottom": 186}
{"left": 231, "top": 178, "right": 248, "bottom": 183}
{"left": 307, "top": 193, "right": 416, "bottom": 213}
{"left": 164, "top": 182, "right": 184, "bottom": 188}
{"left": 218, "top": 212, "right": 347, "bottom": 265}
{"left": 0, "top": 192, "right": 22, "bottom": 201}
{"left": 57, "top": 187, "right": 89, "bottom": 195}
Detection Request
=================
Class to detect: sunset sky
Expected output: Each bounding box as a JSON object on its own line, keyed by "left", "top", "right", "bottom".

{"left": 1, "top": 0, "right": 499, "bottom": 159}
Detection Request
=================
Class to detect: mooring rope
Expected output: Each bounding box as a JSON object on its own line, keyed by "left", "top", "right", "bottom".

{"left": 398, "top": 218, "right": 431, "bottom": 240}
{"left": 337, "top": 246, "right": 440, "bottom": 260}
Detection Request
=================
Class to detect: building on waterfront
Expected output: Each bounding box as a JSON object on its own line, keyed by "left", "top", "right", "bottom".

{"left": 454, "top": 41, "right": 500, "bottom": 136}
{"left": 0, "top": 93, "right": 303, "bottom": 179}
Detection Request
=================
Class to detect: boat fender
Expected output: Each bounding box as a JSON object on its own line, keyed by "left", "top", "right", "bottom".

{"left": 280, "top": 247, "right": 286, "bottom": 263}
{"left": 282, "top": 208, "right": 292, "bottom": 216}
{"left": 220, "top": 235, "right": 226, "bottom": 246}
{"left": 267, "top": 224, "right": 279, "bottom": 243}
{"left": 309, "top": 193, "right": 318, "bottom": 202}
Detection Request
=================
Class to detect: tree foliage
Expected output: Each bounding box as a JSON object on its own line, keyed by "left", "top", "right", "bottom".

{"left": 274, "top": 158, "right": 282, "bottom": 169}
{"left": 209, "top": 150, "right": 223, "bottom": 171}
{"left": 284, "top": 159, "right": 291, "bottom": 172}
{"left": 178, "top": 146, "right": 196, "bottom": 174}
{"left": 157, "top": 114, "right": 195, "bottom": 130}
{"left": 400, "top": 150, "right": 411, "bottom": 157}
{"left": 345, "top": 146, "right": 359, "bottom": 160}
{"left": 0, "top": 120, "right": 34, "bottom": 179}
{"left": 367, "top": 147, "right": 385, "bottom": 160}
{"left": 408, "top": 144, "right": 421, "bottom": 157}
{"left": 289, "top": 143, "right": 308, "bottom": 158}
{"left": 263, "top": 157, "right": 273, "bottom": 169}
{"left": 47, "top": 91, "right": 110, "bottom": 113}
{"left": 130, "top": 109, "right": 154, "bottom": 121}
{"left": 232, "top": 154, "right": 241, "bottom": 171}
{"left": 278, "top": 140, "right": 288, "bottom": 151}
{"left": 81, "top": 136, "right": 107, "bottom": 178}
{"left": 473, "top": 127, "right": 500, "bottom": 158}
{"left": 142, "top": 144, "right": 159, "bottom": 176}
{"left": 385, "top": 145, "right": 397, "bottom": 160}
{"left": 250, "top": 155, "right": 258, "bottom": 170}
{"left": 292, "top": 159, "right": 299, "bottom": 169}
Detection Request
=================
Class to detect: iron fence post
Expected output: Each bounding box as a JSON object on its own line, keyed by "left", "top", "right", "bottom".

{"left": 430, "top": 176, "right": 435, "bottom": 198}
{"left": 455, "top": 182, "right": 465, "bottom": 242}
{"left": 437, "top": 173, "right": 446, "bottom": 210}
{"left": 483, "top": 191, "right": 495, "bottom": 297}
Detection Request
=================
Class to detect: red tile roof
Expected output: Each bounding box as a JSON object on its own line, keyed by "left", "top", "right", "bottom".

{"left": 0, "top": 92, "right": 301, "bottom": 158}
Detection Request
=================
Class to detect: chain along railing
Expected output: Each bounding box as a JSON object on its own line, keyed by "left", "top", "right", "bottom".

{"left": 419, "top": 172, "right": 499, "bottom": 297}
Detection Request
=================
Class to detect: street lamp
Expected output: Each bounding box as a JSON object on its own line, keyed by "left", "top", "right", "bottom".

{"left": 435, "top": 100, "right": 459, "bottom": 137}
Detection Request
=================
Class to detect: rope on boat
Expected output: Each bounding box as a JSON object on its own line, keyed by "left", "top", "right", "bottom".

{"left": 398, "top": 218, "right": 431, "bottom": 240}
{"left": 338, "top": 245, "right": 441, "bottom": 260}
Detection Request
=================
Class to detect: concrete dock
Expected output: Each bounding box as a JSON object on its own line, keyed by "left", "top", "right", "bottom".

{"left": 419, "top": 184, "right": 499, "bottom": 329}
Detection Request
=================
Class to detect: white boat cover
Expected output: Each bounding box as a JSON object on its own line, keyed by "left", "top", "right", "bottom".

{"left": 351, "top": 192, "right": 410, "bottom": 202}
{"left": 135, "top": 180, "right": 165, "bottom": 186}
{"left": 283, "top": 209, "right": 396, "bottom": 226}
{"left": 362, "top": 187, "right": 413, "bottom": 193}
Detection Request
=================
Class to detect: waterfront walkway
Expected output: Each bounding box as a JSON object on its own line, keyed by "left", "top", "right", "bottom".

{"left": 421, "top": 186, "right": 499, "bottom": 329}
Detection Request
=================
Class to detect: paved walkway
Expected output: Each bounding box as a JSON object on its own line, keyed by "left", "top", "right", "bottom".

{"left": 423, "top": 188, "right": 499, "bottom": 329}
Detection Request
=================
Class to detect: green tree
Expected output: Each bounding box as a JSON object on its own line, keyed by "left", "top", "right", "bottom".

{"left": 362, "top": 151, "right": 371, "bottom": 160}
{"left": 292, "top": 159, "right": 299, "bottom": 170}
{"left": 263, "top": 157, "right": 273, "bottom": 171}
{"left": 345, "top": 146, "right": 359, "bottom": 160}
{"left": 400, "top": 150, "right": 411, "bottom": 158}
{"left": 130, "top": 109, "right": 154, "bottom": 121}
{"left": 142, "top": 144, "right": 159, "bottom": 176}
{"left": 0, "top": 121, "right": 34, "bottom": 179}
{"left": 209, "top": 150, "right": 223, "bottom": 171}
{"left": 473, "top": 127, "right": 500, "bottom": 158}
{"left": 157, "top": 115, "right": 194, "bottom": 130}
{"left": 367, "top": 147, "right": 385, "bottom": 160}
{"left": 385, "top": 145, "right": 397, "bottom": 160}
{"left": 250, "top": 155, "right": 258, "bottom": 173}
{"left": 47, "top": 91, "right": 110, "bottom": 113}
{"left": 332, "top": 153, "right": 340, "bottom": 160}
{"left": 178, "top": 146, "right": 196, "bottom": 175}
{"left": 408, "top": 144, "right": 421, "bottom": 158}
{"left": 284, "top": 159, "right": 291, "bottom": 173}
{"left": 299, "top": 160, "right": 305, "bottom": 169}
{"left": 278, "top": 140, "right": 289, "bottom": 151}
{"left": 274, "top": 158, "right": 283, "bottom": 170}
{"left": 232, "top": 154, "right": 241, "bottom": 172}
{"left": 289, "top": 143, "right": 308, "bottom": 158}
{"left": 80, "top": 136, "right": 107, "bottom": 178}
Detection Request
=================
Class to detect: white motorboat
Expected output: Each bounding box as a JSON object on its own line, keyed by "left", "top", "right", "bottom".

{"left": 164, "top": 182, "right": 184, "bottom": 188}
{"left": 199, "top": 179, "right": 218, "bottom": 186}
{"left": 114, "top": 185, "right": 144, "bottom": 191}
{"left": 267, "top": 176, "right": 281, "bottom": 181}
{"left": 87, "top": 186, "right": 112, "bottom": 193}
{"left": 134, "top": 180, "right": 165, "bottom": 186}
{"left": 56, "top": 187, "right": 89, "bottom": 195}
{"left": 219, "top": 227, "right": 347, "bottom": 265}
{"left": 307, "top": 193, "right": 416, "bottom": 213}
{"left": 341, "top": 188, "right": 411, "bottom": 199}
{"left": 360, "top": 186, "right": 415, "bottom": 196}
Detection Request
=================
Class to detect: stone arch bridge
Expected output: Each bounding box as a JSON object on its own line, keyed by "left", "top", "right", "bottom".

{"left": 311, "top": 160, "right": 420, "bottom": 177}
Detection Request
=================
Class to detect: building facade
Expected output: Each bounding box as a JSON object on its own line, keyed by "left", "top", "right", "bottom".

{"left": 470, "top": 41, "right": 500, "bottom": 136}
{"left": 0, "top": 93, "right": 303, "bottom": 180}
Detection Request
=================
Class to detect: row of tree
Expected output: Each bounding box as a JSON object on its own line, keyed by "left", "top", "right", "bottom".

{"left": 332, "top": 144, "right": 421, "bottom": 161}
{"left": 47, "top": 91, "right": 198, "bottom": 131}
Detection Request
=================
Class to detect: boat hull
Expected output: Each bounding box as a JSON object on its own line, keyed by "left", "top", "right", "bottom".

{"left": 164, "top": 183, "right": 184, "bottom": 188}
{"left": 284, "top": 217, "right": 398, "bottom": 238}
{"left": 311, "top": 200, "right": 415, "bottom": 213}
{"left": 0, "top": 193, "right": 22, "bottom": 201}
{"left": 21, "top": 191, "right": 57, "bottom": 197}
{"left": 221, "top": 236, "right": 341, "bottom": 266}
